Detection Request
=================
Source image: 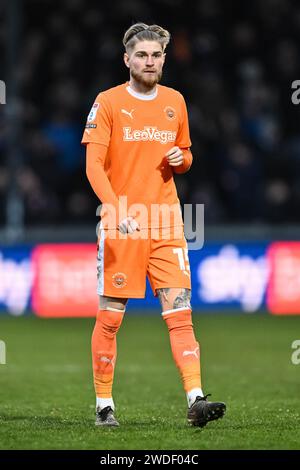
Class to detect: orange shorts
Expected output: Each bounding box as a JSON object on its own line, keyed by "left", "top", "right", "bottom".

{"left": 96, "top": 226, "right": 191, "bottom": 298}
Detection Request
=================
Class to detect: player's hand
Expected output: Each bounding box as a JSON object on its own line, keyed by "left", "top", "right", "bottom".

{"left": 118, "top": 216, "right": 140, "bottom": 234}
{"left": 165, "top": 146, "right": 184, "bottom": 167}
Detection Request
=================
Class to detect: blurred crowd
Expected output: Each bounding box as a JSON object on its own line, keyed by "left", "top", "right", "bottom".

{"left": 1, "top": 0, "right": 300, "bottom": 226}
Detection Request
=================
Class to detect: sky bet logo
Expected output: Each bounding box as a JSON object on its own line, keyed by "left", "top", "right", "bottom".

{"left": 0, "top": 80, "right": 6, "bottom": 104}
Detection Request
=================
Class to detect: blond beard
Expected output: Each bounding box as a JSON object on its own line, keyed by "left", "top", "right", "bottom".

{"left": 130, "top": 69, "right": 162, "bottom": 91}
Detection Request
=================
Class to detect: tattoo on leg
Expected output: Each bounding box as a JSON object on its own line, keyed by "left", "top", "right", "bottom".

{"left": 157, "top": 288, "right": 170, "bottom": 306}
{"left": 173, "top": 289, "right": 191, "bottom": 310}
{"left": 157, "top": 288, "right": 191, "bottom": 310}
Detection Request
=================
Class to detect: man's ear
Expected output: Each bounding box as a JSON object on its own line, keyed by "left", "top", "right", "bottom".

{"left": 162, "top": 52, "right": 166, "bottom": 64}
{"left": 124, "top": 52, "right": 130, "bottom": 68}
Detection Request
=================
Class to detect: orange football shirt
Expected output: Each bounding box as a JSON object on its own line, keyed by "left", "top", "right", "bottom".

{"left": 82, "top": 82, "right": 192, "bottom": 228}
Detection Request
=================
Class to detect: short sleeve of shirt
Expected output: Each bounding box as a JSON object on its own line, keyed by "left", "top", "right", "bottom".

{"left": 81, "top": 93, "right": 112, "bottom": 147}
{"left": 176, "top": 94, "right": 192, "bottom": 149}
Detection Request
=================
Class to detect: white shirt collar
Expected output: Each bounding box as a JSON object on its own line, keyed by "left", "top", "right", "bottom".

{"left": 126, "top": 85, "right": 158, "bottom": 101}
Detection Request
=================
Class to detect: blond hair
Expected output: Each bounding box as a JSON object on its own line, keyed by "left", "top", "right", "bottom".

{"left": 123, "top": 22, "right": 170, "bottom": 53}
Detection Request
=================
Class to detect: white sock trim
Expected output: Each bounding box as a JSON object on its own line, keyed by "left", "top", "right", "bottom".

{"left": 161, "top": 306, "right": 190, "bottom": 316}
{"left": 96, "top": 397, "right": 115, "bottom": 411}
{"left": 106, "top": 307, "right": 126, "bottom": 313}
{"left": 187, "top": 388, "right": 204, "bottom": 407}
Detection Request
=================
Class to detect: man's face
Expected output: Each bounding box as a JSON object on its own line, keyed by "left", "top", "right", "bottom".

{"left": 124, "top": 41, "right": 166, "bottom": 89}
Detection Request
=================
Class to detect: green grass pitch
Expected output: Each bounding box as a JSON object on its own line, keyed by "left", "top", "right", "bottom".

{"left": 0, "top": 312, "right": 300, "bottom": 450}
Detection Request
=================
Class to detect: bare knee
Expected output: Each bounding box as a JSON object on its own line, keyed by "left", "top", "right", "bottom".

{"left": 156, "top": 288, "right": 191, "bottom": 312}
{"left": 99, "top": 295, "right": 128, "bottom": 311}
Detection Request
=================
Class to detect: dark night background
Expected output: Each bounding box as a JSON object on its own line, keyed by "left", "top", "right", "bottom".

{"left": 1, "top": 0, "right": 300, "bottom": 228}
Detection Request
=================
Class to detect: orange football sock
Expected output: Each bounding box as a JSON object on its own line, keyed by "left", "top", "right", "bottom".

{"left": 163, "top": 308, "right": 201, "bottom": 393}
{"left": 92, "top": 308, "right": 125, "bottom": 398}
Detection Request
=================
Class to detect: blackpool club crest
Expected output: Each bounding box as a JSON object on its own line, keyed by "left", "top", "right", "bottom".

{"left": 164, "top": 106, "right": 176, "bottom": 120}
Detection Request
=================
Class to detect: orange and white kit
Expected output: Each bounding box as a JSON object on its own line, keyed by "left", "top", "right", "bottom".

{"left": 97, "top": 227, "right": 191, "bottom": 298}
{"left": 82, "top": 82, "right": 192, "bottom": 228}
{"left": 82, "top": 82, "right": 193, "bottom": 298}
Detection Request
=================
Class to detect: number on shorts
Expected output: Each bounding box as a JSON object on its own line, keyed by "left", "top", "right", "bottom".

{"left": 173, "top": 248, "right": 190, "bottom": 276}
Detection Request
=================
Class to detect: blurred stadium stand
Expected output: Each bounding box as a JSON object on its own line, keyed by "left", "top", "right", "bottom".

{"left": 1, "top": 0, "right": 300, "bottom": 317}
{"left": 1, "top": 0, "right": 300, "bottom": 240}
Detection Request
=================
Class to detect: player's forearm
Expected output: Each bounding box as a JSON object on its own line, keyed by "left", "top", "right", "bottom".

{"left": 86, "top": 143, "right": 126, "bottom": 224}
{"left": 86, "top": 143, "right": 138, "bottom": 231}
{"left": 173, "top": 149, "right": 193, "bottom": 174}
